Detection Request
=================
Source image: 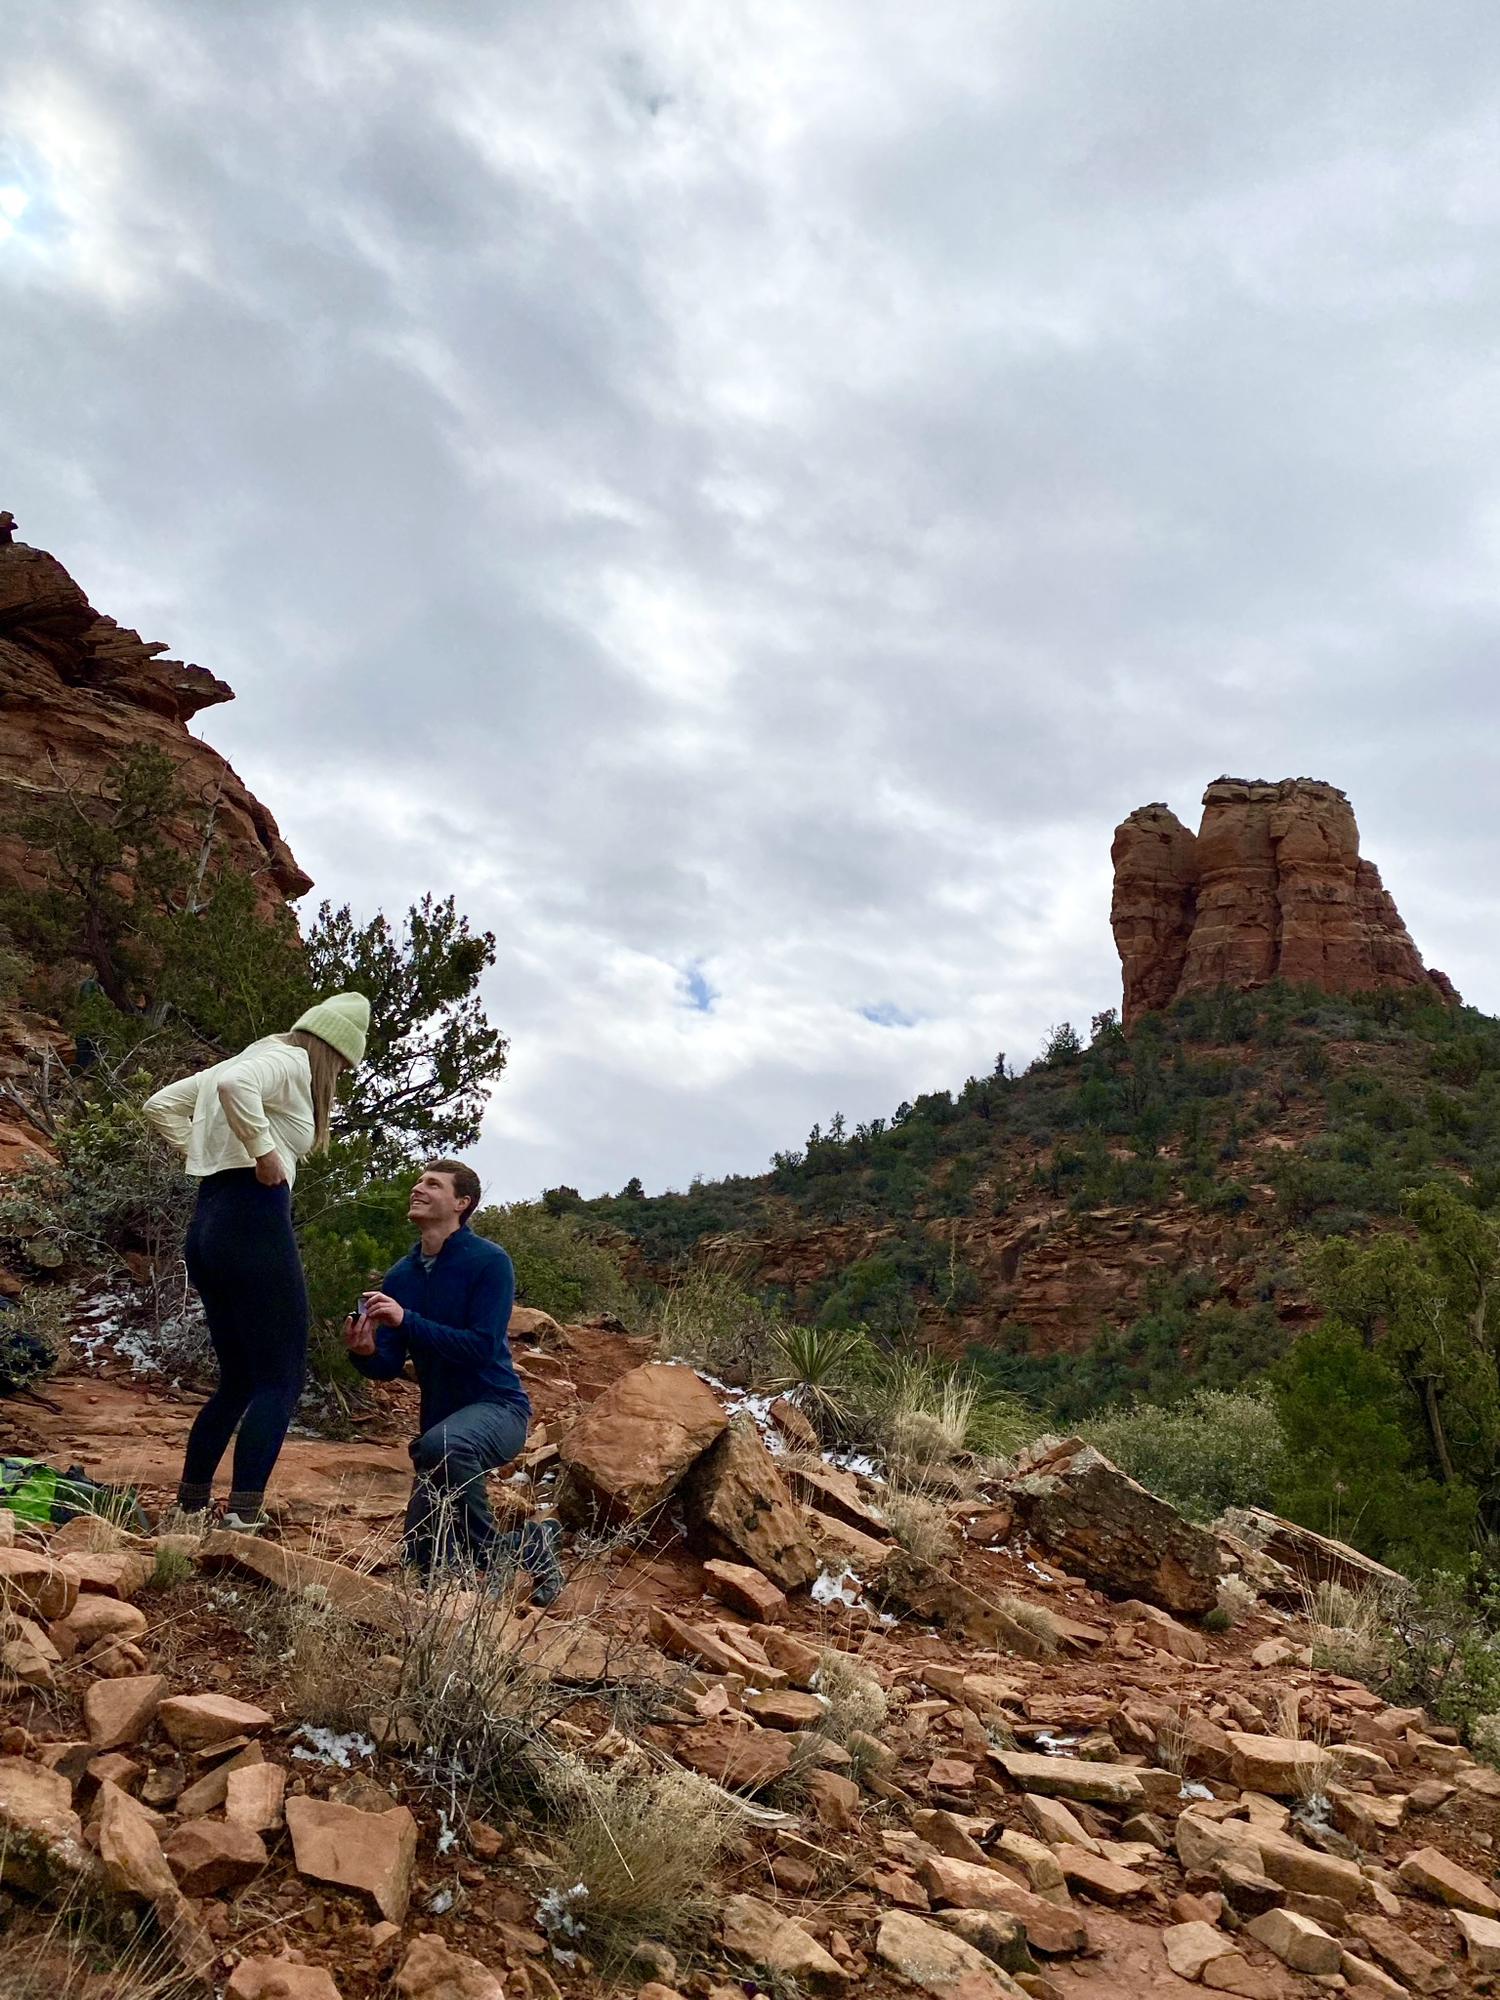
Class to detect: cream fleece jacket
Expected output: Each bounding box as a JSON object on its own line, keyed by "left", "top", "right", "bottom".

{"left": 143, "top": 1036, "right": 317, "bottom": 1185}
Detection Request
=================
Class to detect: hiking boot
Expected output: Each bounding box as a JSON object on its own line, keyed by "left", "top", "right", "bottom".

{"left": 154, "top": 1505, "right": 210, "bottom": 1537}
{"left": 221, "top": 1511, "right": 273, "bottom": 1535}
{"left": 521, "top": 1518, "right": 565, "bottom": 1608}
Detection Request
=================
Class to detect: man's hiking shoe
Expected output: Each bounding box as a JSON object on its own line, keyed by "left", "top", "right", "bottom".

{"left": 521, "top": 1518, "right": 565, "bottom": 1608}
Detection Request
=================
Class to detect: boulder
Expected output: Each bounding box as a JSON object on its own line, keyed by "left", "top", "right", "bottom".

{"left": 930, "top": 1911, "right": 1036, "bottom": 1976}
{"left": 157, "top": 1692, "right": 272, "bottom": 1750}
{"left": 806, "top": 1768, "right": 860, "bottom": 1829}
{"left": 722, "top": 1893, "right": 848, "bottom": 1987}
{"left": 1006, "top": 1439, "right": 1220, "bottom": 1614}
{"left": 284, "top": 1795, "right": 418, "bottom": 1923}
{"left": 558, "top": 1362, "right": 727, "bottom": 1522}
{"left": 744, "top": 1690, "right": 827, "bottom": 1730}
{"left": 789, "top": 1463, "right": 891, "bottom": 1539}
{"left": 682, "top": 1421, "right": 819, "bottom": 1590}
{"left": 394, "top": 1934, "right": 505, "bottom": 2000}
{"left": 84, "top": 1672, "right": 165, "bottom": 1749}
{"left": 876, "top": 1909, "right": 1028, "bottom": 1998}
{"left": 1226, "top": 1509, "right": 1407, "bottom": 1600}
{"left": 227, "top": 1961, "right": 344, "bottom": 2000}
{"left": 507, "top": 1305, "right": 563, "bottom": 1343}
{"left": 918, "top": 1860, "right": 1089, "bottom": 1956}
{"left": 164, "top": 1817, "right": 268, "bottom": 1894}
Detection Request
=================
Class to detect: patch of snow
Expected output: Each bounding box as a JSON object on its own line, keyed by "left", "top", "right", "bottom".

{"left": 436, "top": 1811, "right": 457, "bottom": 1856}
{"left": 810, "top": 1566, "right": 863, "bottom": 1609}
{"left": 537, "top": 1882, "right": 588, "bottom": 1943}
{"left": 1033, "top": 1732, "right": 1079, "bottom": 1755}
{"left": 290, "top": 1725, "right": 375, "bottom": 1768}
{"left": 1179, "top": 1781, "right": 1214, "bottom": 1801}
{"left": 427, "top": 1888, "right": 454, "bottom": 1915}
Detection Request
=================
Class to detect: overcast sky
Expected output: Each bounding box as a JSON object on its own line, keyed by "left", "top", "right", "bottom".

{"left": 7, "top": 4, "right": 1500, "bottom": 1201}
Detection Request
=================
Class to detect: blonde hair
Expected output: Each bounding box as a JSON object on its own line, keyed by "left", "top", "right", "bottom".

{"left": 281, "top": 1028, "right": 348, "bottom": 1151}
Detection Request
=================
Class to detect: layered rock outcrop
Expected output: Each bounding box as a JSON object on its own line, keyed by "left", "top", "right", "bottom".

{"left": 0, "top": 519, "right": 310, "bottom": 908}
{"left": 1112, "top": 777, "right": 1455, "bottom": 1025}
{"left": 0, "top": 517, "right": 311, "bottom": 1165}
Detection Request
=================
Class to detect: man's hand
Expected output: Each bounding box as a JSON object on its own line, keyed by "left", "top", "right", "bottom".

{"left": 255, "top": 1150, "right": 289, "bottom": 1188}
{"left": 361, "top": 1292, "right": 405, "bottom": 1330}
{"left": 343, "top": 1313, "right": 376, "bottom": 1357}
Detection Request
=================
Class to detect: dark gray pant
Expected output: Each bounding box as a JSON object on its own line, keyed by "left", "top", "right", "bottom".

{"left": 404, "top": 1400, "right": 530, "bottom": 1575}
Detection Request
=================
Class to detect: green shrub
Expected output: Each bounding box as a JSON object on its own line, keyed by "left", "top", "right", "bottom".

{"left": 1085, "top": 1387, "right": 1288, "bottom": 1522}
{"left": 473, "top": 1202, "right": 635, "bottom": 1325}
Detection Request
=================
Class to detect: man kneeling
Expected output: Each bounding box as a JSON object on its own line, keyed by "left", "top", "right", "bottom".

{"left": 344, "top": 1158, "right": 563, "bottom": 1605}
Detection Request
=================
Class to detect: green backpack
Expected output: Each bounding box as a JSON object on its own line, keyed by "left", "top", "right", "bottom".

{"left": 0, "top": 1456, "right": 149, "bottom": 1530}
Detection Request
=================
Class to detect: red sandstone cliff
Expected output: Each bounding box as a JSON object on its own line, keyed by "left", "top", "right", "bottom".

{"left": 1112, "top": 776, "right": 1455, "bottom": 1026}
{"left": 0, "top": 516, "right": 312, "bottom": 1164}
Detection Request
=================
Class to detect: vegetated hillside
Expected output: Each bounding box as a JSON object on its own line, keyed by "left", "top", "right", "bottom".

{"left": 579, "top": 983, "right": 1500, "bottom": 1419}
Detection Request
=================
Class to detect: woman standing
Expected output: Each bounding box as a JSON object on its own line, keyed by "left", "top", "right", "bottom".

{"left": 144, "top": 993, "right": 370, "bottom": 1527}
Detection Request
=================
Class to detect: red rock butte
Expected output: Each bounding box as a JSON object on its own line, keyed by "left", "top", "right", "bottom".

{"left": 1110, "top": 776, "right": 1457, "bottom": 1027}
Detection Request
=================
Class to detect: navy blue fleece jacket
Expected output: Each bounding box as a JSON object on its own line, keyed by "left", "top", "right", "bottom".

{"left": 349, "top": 1225, "right": 531, "bottom": 1432}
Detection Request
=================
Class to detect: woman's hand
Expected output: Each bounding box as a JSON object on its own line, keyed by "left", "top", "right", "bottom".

{"left": 255, "top": 1150, "right": 289, "bottom": 1187}
{"left": 361, "top": 1292, "right": 405, "bottom": 1329}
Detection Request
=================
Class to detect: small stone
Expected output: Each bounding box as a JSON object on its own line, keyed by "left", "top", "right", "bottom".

{"left": 1399, "top": 1844, "right": 1500, "bottom": 1916}
{"left": 910, "top": 1808, "right": 988, "bottom": 1866}
{"left": 84, "top": 1672, "right": 165, "bottom": 1749}
{"left": 284, "top": 1794, "right": 418, "bottom": 1924}
{"left": 177, "top": 1741, "right": 263, "bottom": 1817}
{"left": 628, "top": 1941, "right": 679, "bottom": 1984}
{"left": 990, "top": 1751, "right": 1141, "bottom": 1805}
{"left": 226, "top": 1959, "right": 344, "bottom": 2000}
{"left": 158, "top": 1693, "right": 272, "bottom": 1750}
{"left": 1163, "top": 1921, "right": 1237, "bottom": 1982}
{"left": 227, "top": 1761, "right": 287, "bottom": 1834}
{"left": 164, "top": 1818, "right": 268, "bottom": 1895}
{"left": 86, "top": 1751, "right": 143, "bottom": 1793}
{"left": 55, "top": 1551, "right": 152, "bottom": 1600}
{"left": 722, "top": 1892, "right": 848, "bottom": 1986}
{"left": 0, "top": 1547, "right": 77, "bottom": 1620}
{"left": 1024, "top": 1793, "right": 1101, "bottom": 1855}
{"left": 97, "top": 1780, "right": 176, "bottom": 1901}
{"left": 743, "top": 1689, "right": 826, "bottom": 1730}
{"left": 805, "top": 1768, "right": 860, "bottom": 1830}
{"left": 927, "top": 1758, "right": 976, "bottom": 1791}
{"left": 1406, "top": 1779, "right": 1456, "bottom": 1813}
{"left": 55, "top": 1593, "right": 149, "bottom": 1653}
{"left": 877, "top": 1909, "right": 1027, "bottom": 1998}
{"left": 1244, "top": 1908, "right": 1341, "bottom": 1975}
{"left": 918, "top": 1858, "right": 1089, "bottom": 1954}
{"left": 1226, "top": 1732, "right": 1332, "bottom": 1798}
{"left": 0, "top": 1756, "right": 88, "bottom": 1895}
{"left": 703, "top": 1559, "right": 788, "bottom": 1623}
{"left": 1455, "top": 1908, "right": 1500, "bottom": 1974}
{"left": 1056, "top": 1849, "right": 1148, "bottom": 1904}
{"left": 993, "top": 1828, "right": 1065, "bottom": 1894}
{"left": 1348, "top": 1910, "right": 1455, "bottom": 1992}
{"left": 394, "top": 1932, "right": 505, "bottom": 2000}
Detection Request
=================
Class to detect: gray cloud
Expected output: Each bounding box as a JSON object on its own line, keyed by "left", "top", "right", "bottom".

{"left": 5, "top": 1, "right": 1500, "bottom": 1198}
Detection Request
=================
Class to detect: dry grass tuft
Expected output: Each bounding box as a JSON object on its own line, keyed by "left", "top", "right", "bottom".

{"left": 1302, "top": 1579, "right": 1394, "bottom": 1685}
{"left": 146, "top": 1543, "right": 195, "bottom": 1593}
{"left": 810, "top": 1646, "right": 888, "bottom": 1773}
{"left": 880, "top": 1485, "right": 954, "bottom": 1564}
{"left": 995, "top": 1593, "right": 1061, "bottom": 1656}
{"left": 0, "top": 1891, "right": 194, "bottom": 2000}
{"left": 539, "top": 1754, "right": 737, "bottom": 1953}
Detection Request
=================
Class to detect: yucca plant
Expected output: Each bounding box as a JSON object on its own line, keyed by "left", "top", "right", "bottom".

{"left": 766, "top": 1321, "right": 871, "bottom": 1437}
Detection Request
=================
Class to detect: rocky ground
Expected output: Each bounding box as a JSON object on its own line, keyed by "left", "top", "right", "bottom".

{"left": 5, "top": 1311, "right": 1500, "bottom": 2000}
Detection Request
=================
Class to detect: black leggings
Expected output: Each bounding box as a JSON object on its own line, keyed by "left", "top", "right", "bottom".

{"left": 179, "top": 1168, "right": 309, "bottom": 1504}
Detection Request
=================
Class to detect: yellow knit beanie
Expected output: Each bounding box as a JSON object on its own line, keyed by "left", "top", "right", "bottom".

{"left": 291, "top": 991, "right": 370, "bottom": 1069}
